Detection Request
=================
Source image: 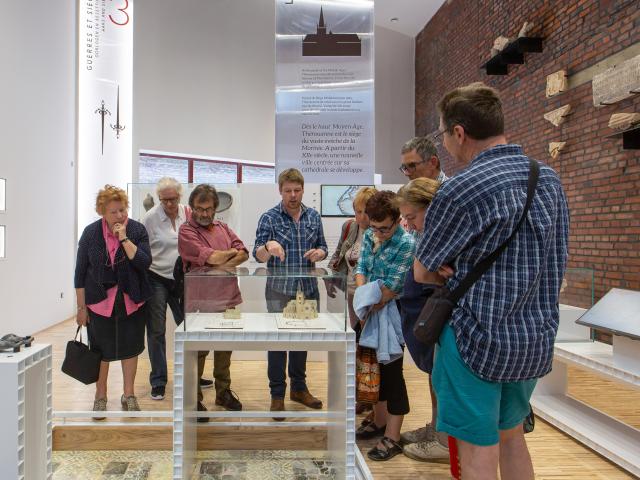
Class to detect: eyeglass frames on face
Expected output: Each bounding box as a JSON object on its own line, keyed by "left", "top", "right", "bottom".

{"left": 398, "top": 159, "right": 427, "bottom": 173}
{"left": 369, "top": 221, "right": 397, "bottom": 234}
{"left": 159, "top": 197, "right": 179, "bottom": 205}
{"left": 193, "top": 206, "right": 215, "bottom": 215}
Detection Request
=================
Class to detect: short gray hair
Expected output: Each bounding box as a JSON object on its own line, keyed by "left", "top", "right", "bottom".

{"left": 401, "top": 136, "right": 439, "bottom": 167}
{"left": 156, "top": 177, "right": 183, "bottom": 197}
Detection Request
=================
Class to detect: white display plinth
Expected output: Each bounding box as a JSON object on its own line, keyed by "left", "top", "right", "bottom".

{"left": 173, "top": 313, "right": 356, "bottom": 480}
{"left": 0, "top": 344, "right": 52, "bottom": 480}
{"left": 532, "top": 339, "right": 640, "bottom": 477}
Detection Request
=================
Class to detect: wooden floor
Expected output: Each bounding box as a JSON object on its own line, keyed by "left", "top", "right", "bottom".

{"left": 42, "top": 318, "right": 638, "bottom": 479}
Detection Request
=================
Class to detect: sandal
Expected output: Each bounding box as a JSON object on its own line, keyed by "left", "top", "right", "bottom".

{"left": 367, "top": 436, "right": 403, "bottom": 461}
{"left": 356, "top": 418, "right": 386, "bottom": 440}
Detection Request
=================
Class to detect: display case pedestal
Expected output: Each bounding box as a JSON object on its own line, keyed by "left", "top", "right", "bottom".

{"left": 173, "top": 314, "right": 356, "bottom": 480}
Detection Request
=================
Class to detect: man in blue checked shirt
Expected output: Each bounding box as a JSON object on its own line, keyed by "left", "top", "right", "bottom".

{"left": 417, "top": 83, "right": 569, "bottom": 479}
{"left": 253, "top": 168, "right": 328, "bottom": 419}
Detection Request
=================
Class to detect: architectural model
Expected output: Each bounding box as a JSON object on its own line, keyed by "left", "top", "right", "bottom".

{"left": 283, "top": 289, "right": 318, "bottom": 319}
{"left": 223, "top": 307, "right": 241, "bottom": 319}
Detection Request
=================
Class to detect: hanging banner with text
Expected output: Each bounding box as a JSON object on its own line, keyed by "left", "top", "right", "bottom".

{"left": 275, "top": 0, "right": 374, "bottom": 183}
{"left": 78, "top": 0, "right": 133, "bottom": 235}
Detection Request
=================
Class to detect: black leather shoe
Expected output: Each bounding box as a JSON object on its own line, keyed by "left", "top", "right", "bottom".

{"left": 197, "top": 401, "right": 209, "bottom": 423}
{"left": 199, "top": 378, "right": 214, "bottom": 389}
{"left": 367, "top": 436, "right": 403, "bottom": 461}
{"left": 215, "top": 389, "right": 242, "bottom": 411}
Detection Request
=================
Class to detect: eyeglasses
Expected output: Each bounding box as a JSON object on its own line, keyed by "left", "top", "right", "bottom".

{"left": 433, "top": 129, "right": 446, "bottom": 141}
{"left": 159, "top": 197, "right": 179, "bottom": 205}
{"left": 193, "top": 206, "right": 215, "bottom": 215}
{"left": 369, "top": 221, "right": 397, "bottom": 234}
{"left": 399, "top": 159, "right": 426, "bottom": 174}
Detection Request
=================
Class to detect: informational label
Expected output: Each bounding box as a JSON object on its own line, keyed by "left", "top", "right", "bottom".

{"left": 275, "top": 0, "right": 374, "bottom": 183}
{"left": 593, "top": 54, "right": 640, "bottom": 107}
{"left": 78, "top": 0, "right": 133, "bottom": 235}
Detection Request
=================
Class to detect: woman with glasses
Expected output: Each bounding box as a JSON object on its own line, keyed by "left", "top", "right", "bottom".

{"left": 141, "top": 177, "right": 190, "bottom": 401}
{"left": 353, "top": 191, "right": 415, "bottom": 461}
{"left": 74, "top": 185, "right": 152, "bottom": 418}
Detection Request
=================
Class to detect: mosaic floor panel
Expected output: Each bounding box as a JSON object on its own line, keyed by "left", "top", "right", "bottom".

{"left": 52, "top": 450, "right": 338, "bottom": 479}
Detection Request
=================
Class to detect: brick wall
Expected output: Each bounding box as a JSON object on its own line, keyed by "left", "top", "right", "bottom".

{"left": 415, "top": 0, "right": 640, "bottom": 306}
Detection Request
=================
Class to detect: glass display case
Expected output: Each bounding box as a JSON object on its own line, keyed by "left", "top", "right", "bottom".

{"left": 183, "top": 266, "right": 347, "bottom": 333}
{"left": 174, "top": 266, "right": 354, "bottom": 480}
{"left": 557, "top": 267, "right": 595, "bottom": 342}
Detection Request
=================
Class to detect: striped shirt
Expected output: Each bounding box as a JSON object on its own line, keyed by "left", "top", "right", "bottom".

{"left": 253, "top": 202, "right": 328, "bottom": 296}
{"left": 416, "top": 144, "right": 569, "bottom": 382}
{"left": 355, "top": 226, "right": 415, "bottom": 293}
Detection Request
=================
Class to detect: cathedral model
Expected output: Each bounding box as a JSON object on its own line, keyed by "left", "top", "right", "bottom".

{"left": 282, "top": 289, "right": 318, "bottom": 319}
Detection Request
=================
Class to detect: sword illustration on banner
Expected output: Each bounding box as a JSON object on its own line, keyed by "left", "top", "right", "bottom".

{"left": 95, "top": 100, "right": 110, "bottom": 155}
{"left": 110, "top": 85, "right": 125, "bottom": 139}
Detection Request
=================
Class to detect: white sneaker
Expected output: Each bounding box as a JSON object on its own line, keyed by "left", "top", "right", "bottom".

{"left": 403, "top": 440, "right": 449, "bottom": 463}
{"left": 400, "top": 423, "right": 436, "bottom": 444}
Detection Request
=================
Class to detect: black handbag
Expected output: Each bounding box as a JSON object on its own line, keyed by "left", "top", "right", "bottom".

{"left": 61, "top": 325, "right": 102, "bottom": 384}
{"left": 414, "top": 159, "right": 540, "bottom": 346}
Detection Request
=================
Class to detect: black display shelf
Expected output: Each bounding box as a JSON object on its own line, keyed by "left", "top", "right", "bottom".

{"left": 605, "top": 125, "right": 640, "bottom": 150}
{"left": 482, "top": 37, "right": 544, "bottom": 76}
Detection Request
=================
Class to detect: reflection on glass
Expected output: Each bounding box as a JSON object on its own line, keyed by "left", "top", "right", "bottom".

{"left": 139, "top": 155, "right": 189, "bottom": 184}
{"left": 242, "top": 165, "right": 275, "bottom": 183}
{"left": 0, "top": 178, "right": 5, "bottom": 211}
{"left": 194, "top": 161, "right": 237, "bottom": 184}
{"left": 559, "top": 268, "right": 595, "bottom": 309}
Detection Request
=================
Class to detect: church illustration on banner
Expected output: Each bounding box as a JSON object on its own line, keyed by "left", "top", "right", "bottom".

{"left": 302, "top": 7, "right": 362, "bottom": 57}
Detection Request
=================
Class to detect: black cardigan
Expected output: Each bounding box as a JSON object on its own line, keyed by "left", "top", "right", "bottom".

{"left": 74, "top": 219, "right": 152, "bottom": 305}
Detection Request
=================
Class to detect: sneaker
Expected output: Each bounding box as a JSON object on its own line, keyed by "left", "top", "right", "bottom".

{"left": 92, "top": 397, "right": 107, "bottom": 421}
{"left": 197, "top": 401, "right": 210, "bottom": 423}
{"left": 150, "top": 386, "right": 165, "bottom": 401}
{"left": 400, "top": 423, "right": 436, "bottom": 444}
{"left": 403, "top": 440, "right": 450, "bottom": 463}
{"left": 120, "top": 394, "right": 140, "bottom": 412}
{"left": 215, "top": 389, "right": 242, "bottom": 411}
{"left": 199, "top": 378, "right": 214, "bottom": 389}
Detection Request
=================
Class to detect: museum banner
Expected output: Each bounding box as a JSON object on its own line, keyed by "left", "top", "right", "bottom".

{"left": 78, "top": 0, "right": 133, "bottom": 235}
{"left": 275, "top": 0, "right": 374, "bottom": 183}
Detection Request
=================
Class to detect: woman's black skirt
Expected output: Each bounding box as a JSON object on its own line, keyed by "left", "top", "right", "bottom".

{"left": 87, "top": 290, "right": 146, "bottom": 361}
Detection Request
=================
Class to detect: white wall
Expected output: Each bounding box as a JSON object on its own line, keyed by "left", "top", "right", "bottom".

{"left": 132, "top": 2, "right": 415, "bottom": 183}
{"left": 133, "top": 0, "right": 276, "bottom": 170}
{"left": 0, "top": 0, "right": 76, "bottom": 334}
{"left": 374, "top": 25, "right": 415, "bottom": 183}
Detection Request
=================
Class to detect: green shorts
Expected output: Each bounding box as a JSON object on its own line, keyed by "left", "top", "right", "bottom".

{"left": 432, "top": 324, "right": 537, "bottom": 446}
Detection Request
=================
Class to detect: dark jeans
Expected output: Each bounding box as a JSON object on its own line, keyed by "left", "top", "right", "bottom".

{"left": 266, "top": 288, "right": 319, "bottom": 399}
{"left": 146, "top": 272, "right": 184, "bottom": 388}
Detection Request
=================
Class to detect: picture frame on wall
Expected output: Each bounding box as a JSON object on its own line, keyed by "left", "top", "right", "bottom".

{"left": 0, "top": 178, "right": 5, "bottom": 212}
{"left": 320, "top": 185, "right": 372, "bottom": 217}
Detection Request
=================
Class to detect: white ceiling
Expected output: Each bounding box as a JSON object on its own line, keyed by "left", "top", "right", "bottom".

{"left": 375, "top": 0, "right": 446, "bottom": 37}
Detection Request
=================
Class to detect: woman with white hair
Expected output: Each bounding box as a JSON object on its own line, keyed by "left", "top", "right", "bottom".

{"left": 141, "top": 177, "right": 193, "bottom": 400}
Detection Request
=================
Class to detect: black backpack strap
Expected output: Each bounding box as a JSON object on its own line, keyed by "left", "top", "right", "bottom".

{"left": 449, "top": 159, "right": 540, "bottom": 303}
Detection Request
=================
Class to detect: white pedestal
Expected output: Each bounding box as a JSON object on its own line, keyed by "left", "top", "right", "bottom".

{"left": 173, "top": 313, "right": 356, "bottom": 480}
{"left": 612, "top": 335, "right": 640, "bottom": 375}
{"left": 0, "top": 344, "right": 52, "bottom": 480}
{"left": 532, "top": 341, "right": 640, "bottom": 477}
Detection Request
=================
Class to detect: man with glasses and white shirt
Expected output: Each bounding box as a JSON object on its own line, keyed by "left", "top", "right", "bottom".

{"left": 399, "top": 136, "right": 448, "bottom": 183}
{"left": 142, "top": 177, "right": 190, "bottom": 401}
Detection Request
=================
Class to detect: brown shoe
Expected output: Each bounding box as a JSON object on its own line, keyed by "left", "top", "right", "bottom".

{"left": 290, "top": 389, "right": 323, "bottom": 409}
{"left": 270, "top": 397, "right": 285, "bottom": 421}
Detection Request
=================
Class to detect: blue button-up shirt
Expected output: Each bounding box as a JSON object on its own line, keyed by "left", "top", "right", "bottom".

{"left": 253, "top": 202, "right": 328, "bottom": 296}
{"left": 416, "top": 144, "right": 569, "bottom": 382}
{"left": 355, "top": 226, "right": 415, "bottom": 293}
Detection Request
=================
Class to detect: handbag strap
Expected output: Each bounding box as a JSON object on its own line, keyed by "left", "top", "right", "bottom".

{"left": 74, "top": 325, "right": 83, "bottom": 343}
{"left": 449, "top": 159, "right": 540, "bottom": 303}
